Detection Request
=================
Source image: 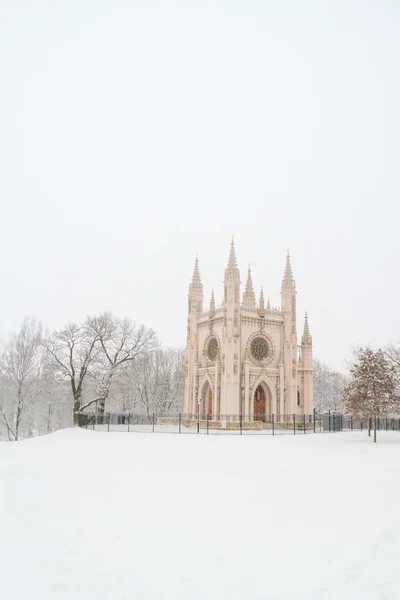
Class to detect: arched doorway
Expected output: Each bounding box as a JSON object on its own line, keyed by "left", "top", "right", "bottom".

{"left": 254, "top": 385, "right": 266, "bottom": 421}
{"left": 201, "top": 381, "right": 213, "bottom": 417}
{"left": 253, "top": 382, "right": 272, "bottom": 422}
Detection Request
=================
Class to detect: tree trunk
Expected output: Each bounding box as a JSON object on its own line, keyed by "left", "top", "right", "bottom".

{"left": 374, "top": 416, "right": 377, "bottom": 443}
{"left": 73, "top": 395, "right": 81, "bottom": 425}
{"left": 368, "top": 417, "right": 371, "bottom": 437}
{"left": 15, "top": 409, "right": 20, "bottom": 441}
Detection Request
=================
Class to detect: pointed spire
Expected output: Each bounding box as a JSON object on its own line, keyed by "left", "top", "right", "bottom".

{"left": 225, "top": 236, "right": 240, "bottom": 281}
{"left": 302, "top": 312, "right": 312, "bottom": 346}
{"left": 190, "top": 254, "right": 203, "bottom": 293}
{"left": 282, "top": 249, "right": 295, "bottom": 290}
{"left": 259, "top": 286, "right": 265, "bottom": 310}
{"left": 267, "top": 297, "right": 271, "bottom": 311}
{"left": 242, "top": 264, "right": 256, "bottom": 307}
{"left": 210, "top": 288, "right": 215, "bottom": 311}
{"left": 209, "top": 289, "right": 215, "bottom": 318}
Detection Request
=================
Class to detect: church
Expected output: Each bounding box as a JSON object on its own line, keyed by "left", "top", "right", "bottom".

{"left": 184, "top": 239, "right": 313, "bottom": 418}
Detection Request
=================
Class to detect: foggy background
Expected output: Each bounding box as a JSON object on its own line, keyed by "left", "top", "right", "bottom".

{"left": 0, "top": 0, "right": 399, "bottom": 371}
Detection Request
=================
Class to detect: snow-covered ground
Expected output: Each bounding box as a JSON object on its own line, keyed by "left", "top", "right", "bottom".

{"left": 1, "top": 429, "right": 400, "bottom": 599}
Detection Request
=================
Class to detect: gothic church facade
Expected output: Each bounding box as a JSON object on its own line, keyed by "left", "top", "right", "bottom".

{"left": 184, "top": 240, "right": 313, "bottom": 418}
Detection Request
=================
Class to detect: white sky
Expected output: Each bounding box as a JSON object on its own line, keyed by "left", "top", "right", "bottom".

{"left": 0, "top": 0, "right": 399, "bottom": 372}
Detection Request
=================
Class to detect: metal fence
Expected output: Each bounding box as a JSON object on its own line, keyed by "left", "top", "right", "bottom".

{"left": 77, "top": 411, "right": 400, "bottom": 435}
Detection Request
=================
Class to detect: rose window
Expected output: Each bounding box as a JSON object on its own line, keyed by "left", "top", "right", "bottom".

{"left": 208, "top": 338, "right": 218, "bottom": 361}
{"left": 251, "top": 337, "right": 269, "bottom": 361}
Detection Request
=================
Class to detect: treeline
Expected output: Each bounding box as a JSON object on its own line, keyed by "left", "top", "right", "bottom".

{"left": 0, "top": 314, "right": 185, "bottom": 441}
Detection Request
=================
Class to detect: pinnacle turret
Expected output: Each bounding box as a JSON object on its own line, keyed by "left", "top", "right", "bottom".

{"left": 301, "top": 312, "right": 312, "bottom": 346}
{"left": 267, "top": 297, "right": 271, "bottom": 311}
{"left": 242, "top": 265, "right": 256, "bottom": 307}
{"left": 259, "top": 286, "right": 265, "bottom": 311}
{"left": 282, "top": 249, "right": 295, "bottom": 290}
{"left": 210, "top": 289, "right": 215, "bottom": 310}
{"left": 209, "top": 289, "right": 215, "bottom": 318}
{"left": 225, "top": 237, "right": 240, "bottom": 281}
{"left": 190, "top": 255, "right": 203, "bottom": 293}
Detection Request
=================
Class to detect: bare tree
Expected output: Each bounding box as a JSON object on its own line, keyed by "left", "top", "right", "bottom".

{"left": 342, "top": 347, "right": 399, "bottom": 442}
{"left": 132, "top": 347, "right": 185, "bottom": 418}
{"left": 313, "top": 359, "right": 347, "bottom": 413}
{"left": 43, "top": 322, "right": 101, "bottom": 422}
{"left": 79, "top": 312, "right": 158, "bottom": 414}
{"left": 385, "top": 343, "right": 400, "bottom": 386}
{"left": 0, "top": 318, "right": 44, "bottom": 441}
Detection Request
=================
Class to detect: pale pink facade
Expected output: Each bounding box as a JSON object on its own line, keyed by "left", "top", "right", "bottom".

{"left": 184, "top": 240, "right": 313, "bottom": 418}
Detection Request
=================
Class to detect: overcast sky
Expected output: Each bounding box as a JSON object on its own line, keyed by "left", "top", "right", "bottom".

{"left": 0, "top": 0, "right": 399, "bottom": 371}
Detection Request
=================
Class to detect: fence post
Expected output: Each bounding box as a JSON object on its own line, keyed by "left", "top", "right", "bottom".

{"left": 351, "top": 415, "right": 353, "bottom": 431}
{"left": 152, "top": 413, "right": 155, "bottom": 433}
{"left": 329, "top": 410, "right": 331, "bottom": 433}
{"left": 313, "top": 409, "right": 316, "bottom": 433}
{"left": 272, "top": 413, "right": 274, "bottom": 436}
{"left": 240, "top": 413, "right": 243, "bottom": 435}
{"left": 197, "top": 403, "right": 200, "bottom": 434}
{"left": 333, "top": 414, "right": 336, "bottom": 433}
{"left": 303, "top": 414, "right": 306, "bottom": 434}
{"left": 207, "top": 413, "right": 210, "bottom": 435}
{"left": 179, "top": 413, "right": 181, "bottom": 434}
{"left": 293, "top": 413, "right": 296, "bottom": 435}
{"left": 47, "top": 404, "right": 51, "bottom": 434}
{"left": 128, "top": 413, "right": 130, "bottom": 433}
{"left": 85, "top": 415, "right": 87, "bottom": 429}
{"left": 93, "top": 413, "right": 95, "bottom": 431}
{"left": 107, "top": 413, "right": 110, "bottom": 432}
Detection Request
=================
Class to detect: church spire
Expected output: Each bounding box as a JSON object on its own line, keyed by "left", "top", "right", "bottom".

{"left": 225, "top": 236, "right": 240, "bottom": 281}
{"left": 301, "top": 312, "right": 312, "bottom": 346}
{"left": 209, "top": 289, "right": 215, "bottom": 318}
{"left": 259, "top": 286, "right": 265, "bottom": 311}
{"left": 190, "top": 255, "right": 203, "bottom": 293}
{"left": 282, "top": 249, "right": 295, "bottom": 290}
{"left": 242, "top": 264, "right": 256, "bottom": 307}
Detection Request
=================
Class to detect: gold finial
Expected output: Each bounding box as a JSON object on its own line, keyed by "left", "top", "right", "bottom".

{"left": 232, "top": 234, "right": 235, "bottom": 242}
{"left": 261, "top": 285, "right": 264, "bottom": 289}
{"left": 286, "top": 248, "right": 290, "bottom": 257}
{"left": 248, "top": 263, "right": 251, "bottom": 270}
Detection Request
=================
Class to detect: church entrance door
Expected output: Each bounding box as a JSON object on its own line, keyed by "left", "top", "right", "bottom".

{"left": 254, "top": 385, "right": 266, "bottom": 422}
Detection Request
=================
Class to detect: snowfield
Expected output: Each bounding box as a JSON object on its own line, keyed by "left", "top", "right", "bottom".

{"left": 1, "top": 430, "right": 400, "bottom": 599}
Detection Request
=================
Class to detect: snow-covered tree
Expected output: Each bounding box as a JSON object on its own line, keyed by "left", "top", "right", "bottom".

{"left": 43, "top": 321, "right": 101, "bottom": 422}
{"left": 131, "top": 347, "right": 185, "bottom": 418}
{"left": 342, "top": 347, "right": 399, "bottom": 442}
{"left": 313, "top": 358, "right": 347, "bottom": 413}
{"left": 81, "top": 312, "right": 157, "bottom": 414}
{"left": 44, "top": 313, "right": 157, "bottom": 419}
{"left": 0, "top": 318, "right": 44, "bottom": 440}
{"left": 385, "top": 343, "right": 400, "bottom": 390}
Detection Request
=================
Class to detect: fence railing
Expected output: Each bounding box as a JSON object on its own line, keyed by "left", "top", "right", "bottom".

{"left": 77, "top": 411, "right": 400, "bottom": 435}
